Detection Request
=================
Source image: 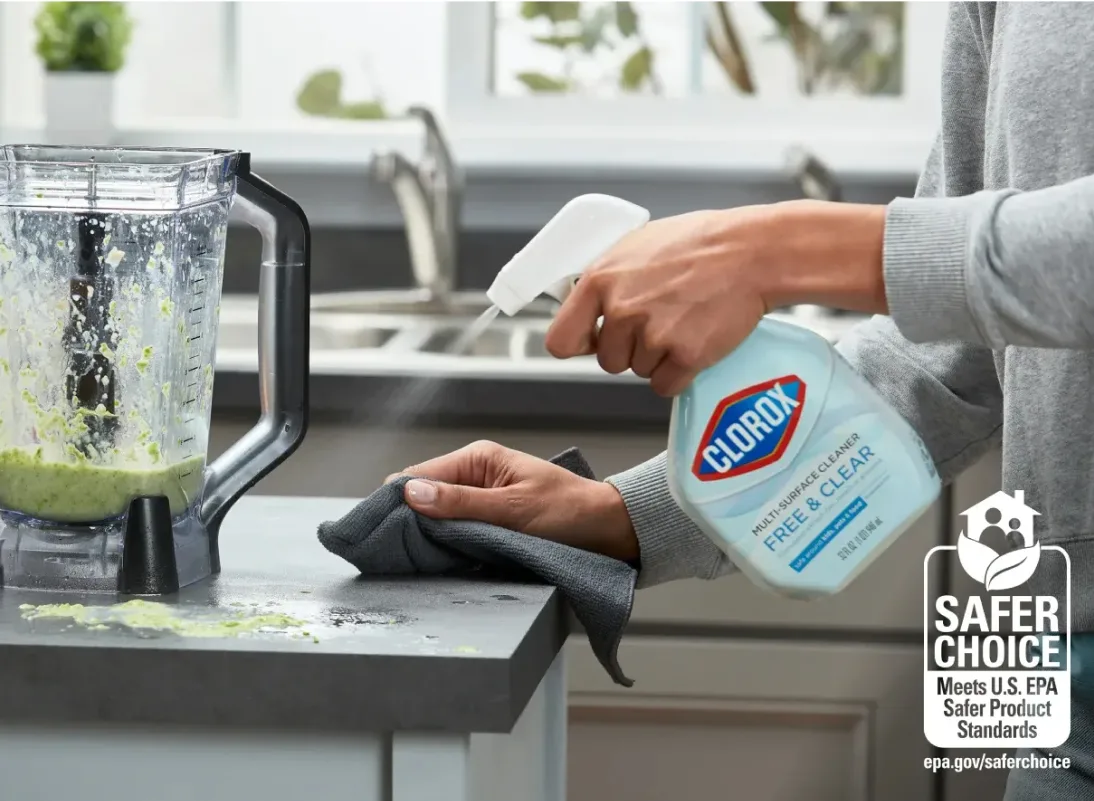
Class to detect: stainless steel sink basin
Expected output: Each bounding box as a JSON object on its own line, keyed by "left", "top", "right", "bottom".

{"left": 217, "top": 319, "right": 398, "bottom": 351}
{"left": 309, "top": 289, "right": 558, "bottom": 319}
{"left": 420, "top": 326, "right": 551, "bottom": 358}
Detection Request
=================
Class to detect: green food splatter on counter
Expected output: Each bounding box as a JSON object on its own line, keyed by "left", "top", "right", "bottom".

{"left": 19, "top": 599, "right": 311, "bottom": 639}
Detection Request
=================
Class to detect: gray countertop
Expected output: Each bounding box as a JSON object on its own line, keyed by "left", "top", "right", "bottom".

{"left": 0, "top": 497, "right": 566, "bottom": 734}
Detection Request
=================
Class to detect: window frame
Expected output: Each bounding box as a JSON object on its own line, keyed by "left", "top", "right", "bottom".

{"left": 443, "top": 1, "right": 947, "bottom": 174}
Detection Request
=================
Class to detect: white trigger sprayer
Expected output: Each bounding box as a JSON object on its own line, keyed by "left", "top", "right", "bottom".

{"left": 486, "top": 194, "right": 651, "bottom": 316}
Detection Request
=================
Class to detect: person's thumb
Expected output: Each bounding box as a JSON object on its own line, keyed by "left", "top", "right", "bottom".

{"left": 403, "top": 478, "right": 513, "bottom": 525}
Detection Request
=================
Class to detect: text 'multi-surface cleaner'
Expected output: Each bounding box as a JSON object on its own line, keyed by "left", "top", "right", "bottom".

{"left": 486, "top": 193, "right": 942, "bottom": 598}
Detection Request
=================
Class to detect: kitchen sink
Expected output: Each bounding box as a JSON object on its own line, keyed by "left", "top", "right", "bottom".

{"left": 419, "top": 325, "right": 551, "bottom": 358}
{"left": 216, "top": 318, "right": 399, "bottom": 351}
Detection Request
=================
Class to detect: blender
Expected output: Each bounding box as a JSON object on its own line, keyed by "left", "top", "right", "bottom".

{"left": 0, "top": 146, "right": 310, "bottom": 594}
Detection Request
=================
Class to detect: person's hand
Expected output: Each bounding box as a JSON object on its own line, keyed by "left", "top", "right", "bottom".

{"left": 544, "top": 200, "right": 887, "bottom": 396}
{"left": 386, "top": 441, "right": 639, "bottom": 562}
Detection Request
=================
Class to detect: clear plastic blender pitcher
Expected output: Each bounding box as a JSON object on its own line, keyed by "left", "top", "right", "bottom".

{"left": 0, "top": 146, "right": 310, "bottom": 593}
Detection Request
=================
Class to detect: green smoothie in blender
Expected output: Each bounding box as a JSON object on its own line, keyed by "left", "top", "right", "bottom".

{"left": 0, "top": 168, "right": 223, "bottom": 525}
{"left": 0, "top": 445, "right": 205, "bottom": 523}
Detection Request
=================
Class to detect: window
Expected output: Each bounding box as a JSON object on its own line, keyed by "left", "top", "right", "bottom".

{"left": 493, "top": 3, "right": 694, "bottom": 98}
{"left": 445, "top": 1, "right": 948, "bottom": 173}
{"left": 233, "top": 1, "right": 445, "bottom": 124}
{"left": 0, "top": 2, "right": 437, "bottom": 163}
{"left": 0, "top": 1, "right": 236, "bottom": 126}
{"left": 0, "top": 2, "right": 946, "bottom": 173}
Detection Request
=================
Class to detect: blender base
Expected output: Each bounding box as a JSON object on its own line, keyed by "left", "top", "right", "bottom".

{"left": 0, "top": 497, "right": 216, "bottom": 595}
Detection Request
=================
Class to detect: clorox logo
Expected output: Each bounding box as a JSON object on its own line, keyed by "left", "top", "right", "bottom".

{"left": 692, "top": 375, "right": 806, "bottom": 481}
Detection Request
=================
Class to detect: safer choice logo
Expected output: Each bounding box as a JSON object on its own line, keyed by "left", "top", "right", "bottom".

{"left": 923, "top": 490, "right": 1070, "bottom": 749}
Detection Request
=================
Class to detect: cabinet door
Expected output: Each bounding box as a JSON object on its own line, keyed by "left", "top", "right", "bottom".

{"left": 565, "top": 637, "right": 932, "bottom": 801}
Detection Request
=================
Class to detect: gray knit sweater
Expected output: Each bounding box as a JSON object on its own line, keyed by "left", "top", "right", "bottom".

{"left": 606, "top": 2, "right": 1094, "bottom": 626}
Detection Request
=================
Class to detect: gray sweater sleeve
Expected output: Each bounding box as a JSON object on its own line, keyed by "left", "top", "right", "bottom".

{"left": 886, "top": 4, "right": 1094, "bottom": 349}
{"left": 886, "top": 173, "right": 1094, "bottom": 350}
{"left": 606, "top": 3, "right": 1004, "bottom": 589}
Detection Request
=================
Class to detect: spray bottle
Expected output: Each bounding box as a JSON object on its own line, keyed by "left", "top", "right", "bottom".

{"left": 487, "top": 194, "right": 941, "bottom": 598}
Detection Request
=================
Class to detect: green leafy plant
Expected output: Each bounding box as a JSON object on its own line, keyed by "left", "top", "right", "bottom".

{"left": 514, "top": 1, "right": 662, "bottom": 95}
{"left": 707, "top": 1, "right": 903, "bottom": 96}
{"left": 296, "top": 69, "right": 387, "bottom": 120}
{"left": 34, "top": 2, "right": 133, "bottom": 73}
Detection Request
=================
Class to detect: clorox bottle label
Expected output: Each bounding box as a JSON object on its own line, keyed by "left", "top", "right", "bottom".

{"left": 667, "top": 318, "right": 941, "bottom": 598}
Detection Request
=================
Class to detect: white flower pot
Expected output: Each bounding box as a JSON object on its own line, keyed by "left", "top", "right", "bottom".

{"left": 44, "top": 72, "right": 116, "bottom": 146}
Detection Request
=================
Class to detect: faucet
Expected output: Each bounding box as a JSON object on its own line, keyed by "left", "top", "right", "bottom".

{"left": 370, "top": 106, "right": 463, "bottom": 305}
{"left": 785, "top": 146, "right": 843, "bottom": 203}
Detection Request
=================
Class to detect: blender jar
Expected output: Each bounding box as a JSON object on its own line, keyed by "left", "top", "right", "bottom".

{"left": 0, "top": 146, "right": 310, "bottom": 593}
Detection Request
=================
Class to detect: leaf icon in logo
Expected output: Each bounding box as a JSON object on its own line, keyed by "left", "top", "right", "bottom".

{"left": 984, "top": 542, "right": 1042, "bottom": 592}
{"left": 957, "top": 532, "right": 998, "bottom": 583}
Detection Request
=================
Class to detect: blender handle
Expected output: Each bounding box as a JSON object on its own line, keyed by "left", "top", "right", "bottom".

{"left": 200, "top": 155, "right": 311, "bottom": 542}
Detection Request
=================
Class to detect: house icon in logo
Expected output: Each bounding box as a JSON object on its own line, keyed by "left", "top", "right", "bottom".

{"left": 961, "top": 490, "right": 1040, "bottom": 550}
{"left": 957, "top": 490, "right": 1042, "bottom": 591}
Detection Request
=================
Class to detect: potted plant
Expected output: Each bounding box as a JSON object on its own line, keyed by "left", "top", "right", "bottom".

{"left": 34, "top": 2, "right": 133, "bottom": 143}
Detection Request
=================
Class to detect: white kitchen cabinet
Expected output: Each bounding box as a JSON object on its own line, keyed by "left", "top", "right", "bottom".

{"left": 565, "top": 637, "right": 931, "bottom": 801}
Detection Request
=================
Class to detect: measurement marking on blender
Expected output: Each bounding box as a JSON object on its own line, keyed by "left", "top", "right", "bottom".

{"left": 190, "top": 306, "right": 204, "bottom": 313}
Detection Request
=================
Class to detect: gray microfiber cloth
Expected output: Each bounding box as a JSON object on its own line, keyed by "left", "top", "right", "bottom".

{"left": 317, "top": 447, "right": 637, "bottom": 686}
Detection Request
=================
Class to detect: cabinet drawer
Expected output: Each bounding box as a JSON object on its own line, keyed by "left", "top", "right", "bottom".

{"left": 565, "top": 637, "right": 932, "bottom": 801}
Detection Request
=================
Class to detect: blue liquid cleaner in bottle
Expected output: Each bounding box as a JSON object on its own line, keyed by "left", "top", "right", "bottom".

{"left": 486, "top": 194, "right": 942, "bottom": 598}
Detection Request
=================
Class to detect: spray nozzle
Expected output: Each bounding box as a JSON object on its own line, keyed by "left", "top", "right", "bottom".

{"left": 486, "top": 194, "right": 650, "bottom": 316}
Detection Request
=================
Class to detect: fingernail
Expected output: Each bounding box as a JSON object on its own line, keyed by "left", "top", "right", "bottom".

{"left": 406, "top": 479, "right": 437, "bottom": 505}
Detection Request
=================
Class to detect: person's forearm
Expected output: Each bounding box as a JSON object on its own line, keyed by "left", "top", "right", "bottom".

{"left": 748, "top": 199, "right": 890, "bottom": 316}
{"left": 740, "top": 173, "right": 1094, "bottom": 352}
